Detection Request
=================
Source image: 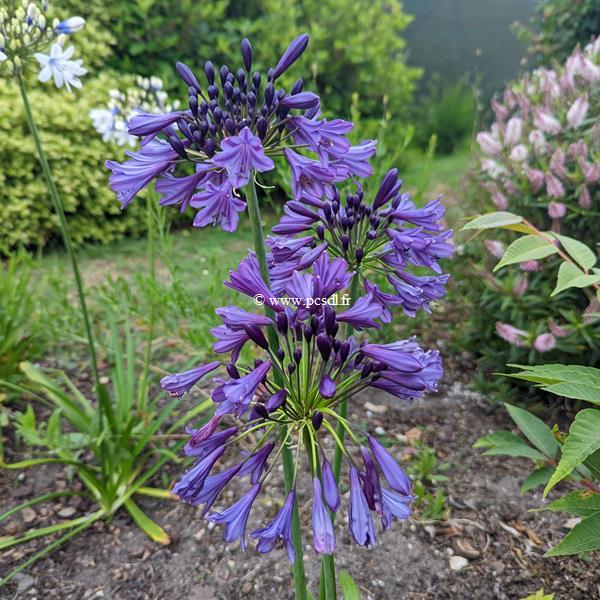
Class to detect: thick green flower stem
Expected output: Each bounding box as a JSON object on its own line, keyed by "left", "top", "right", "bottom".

{"left": 17, "top": 74, "right": 100, "bottom": 391}
{"left": 246, "top": 178, "right": 307, "bottom": 600}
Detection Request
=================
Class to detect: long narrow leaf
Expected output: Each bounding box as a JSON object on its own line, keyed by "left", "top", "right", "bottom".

{"left": 124, "top": 498, "right": 170, "bottom": 544}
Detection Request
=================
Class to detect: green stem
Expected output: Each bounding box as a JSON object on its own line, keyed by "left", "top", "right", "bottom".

{"left": 246, "top": 178, "right": 307, "bottom": 600}
{"left": 17, "top": 73, "right": 100, "bottom": 391}
{"left": 138, "top": 192, "right": 158, "bottom": 415}
{"left": 332, "top": 275, "right": 360, "bottom": 481}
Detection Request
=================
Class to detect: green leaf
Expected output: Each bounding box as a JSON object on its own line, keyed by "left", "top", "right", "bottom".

{"left": 551, "top": 262, "right": 600, "bottom": 296}
{"left": 583, "top": 449, "right": 600, "bottom": 480}
{"left": 339, "top": 571, "right": 361, "bottom": 600}
{"left": 520, "top": 467, "right": 555, "bottom": 495}
{"left": 545, "top": 511, "right": 600, "bottom": 556}
{"left": 544, "top": 409, "right": 600, "bottom": 495}
{"left": 543, "top": 382, "right": 600, "bottom": 405}
{"left": 545, "top": 490, "right": 600, "bottom": 517}
{"left": 520, "top": 590, "right": 554, "bottom": 600}
{"left": 474, "top": 430, "right": 530, "bottom": 448}
{"left": 461, "top": 211, "right": 524, "bottom": 231}
{"left": 124, "top": 498, "right": 170, "bottom": 545}
{"left": 554, "top": 234, "right": 597, "bottom": 271}
{"left": 504, "top": 403, "right": 558, "bottom": 459}
{"left": 482, "top": 445, "right": 547, "bottom": 461}
{"left": 494, "top": 236, "right": 557, "bottom": 271}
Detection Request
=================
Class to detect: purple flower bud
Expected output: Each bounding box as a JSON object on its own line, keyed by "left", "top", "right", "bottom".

{"left": 205, "top": 61, "right": 215, "bottom": 84}
{"left": 254, "top": 404, "right": 269, "bottom": 419}
{"left": 293, "top": 348, "right": 303, "bottom": 363}
{"left": 265, "top": 82, "right": 275, "bottom": 106}
{"left": 339, "top": 341, "right": 350, "bottom": 362}
{"left": 176, "top": 62, "right": 200, "bottom": 91}
{"left": 368, "top": 435, "right": 411, "bottom": 495}
{"left": 311, "top": 477, "right": 336, "bottom": 555}
{"left": 291, "top": 78, "right": 304, "bottom": 94}
{"left": 360, "top": 447, "right": 383, "bottom": 515}
{"left": 276, "top": 348, "right": 286, "bottom": 362}
{"left": 280, "top": 92, "right": 320, "bottom": 110}
{"left": 276, "top": 312, "right": 288, "bottom": 335}
{"left": 253, "top": 71, "right": 261, "bottom": 89}
{"left": 239, "top": 442, "right": 275, "bottom": 484}
{"left": 272, "top": 34, "right": 310, "bottom": 80}
{"left": 160, "top": 361, "right": 220, "bottom": 397}
{"left": 319, "top": 374, "right": 336, "bottom": 399}
{"left": 219, "top": 64, "right": 228, "bottom": 85}
{"left": 317, "top": 334, "right": 332, "bottom": 361}
{"left": 265, "top": 389, "right": 287, "bottom": 411}
{"left": 245, "top": 324, "right": 269, "bottom": 350}
{"left": 226, "top": 363, "right": 240, "bottom": 379}
{"left": 189, "top": 95, "right": 198, "bottom": 116}
{"left": 288, "top": 363, "right": 296, "bottom": 375}
{"left": 188, "top": 415, "right": 220, "bottom": 445}
{"left": 321, "top": 458, "right": 340, "bottom": 512}
{"left": 324, "top": 306, "right": 336, "bottom": 336}
{"left": 373, "top": 168, "right": 400, "bottom": 209}
{"left": 312, "top": 411, "right": 324, "bottom": 430}
{"left": 257, "top": 117, "right": 268, "bottom": 139}
{"left": 241, "top": 38, "right": 253, "bottom": 71}
{"left": 355, "top": 247, "right": 364, "bottom": 264}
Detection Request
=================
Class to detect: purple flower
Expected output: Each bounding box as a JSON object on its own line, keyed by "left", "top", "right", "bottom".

{"left": 381, "top": 486, "right": 413, "bottom": 531}
{"left": 334, "top": 141, "right": 377, "bottom": 178}
{"left": 212, "top": 361, "right": 272, "bottom": 416}
{"left": 193, "top": 465, "right": 241, "bottom": 515}
{"left": 173, "top": 446, "right": 225, "bottom": 502}
{"left": 312, "top": 254, "right": 354, "bottom": 298}
{"left": 267, "top": 236, "right": 314, "bottom": 262}
{"left": 160, "top": 361, "right": 220, "bottom": 397}
{"left": 391, "top": 196, "right": 445, "bottom": 232}
{"left": 190, "top": 181, "right": 247, "bottom": 232}
{"left": 319, "top": 375, "right": 336, "bottom": 399}
{"left": 361, "top": 341, "right": 423, "bottom": 373}
{"left": 211, "top": 325, "right": 250, "bottom": 363}
{"left": 311, "top": 477, "right": 336, "bottom": 555}
{"left": 106, "top": 139, "right": 177, "bottom": 208}
{"left": 216, "top": 306, "right": 273, "bottom": 330}
{"left": 368, "top": 435, "right": 411, "bottom": 495}
{"left": 238, "top": 442, "right": 274, "bottom": 483}
{"left": 271, "top": 34, "right": 310, "bottom": 80}
{"left": 250, "top": 491, "right": 296, "bottom": 562}
{"left": 207, "top": 483, "right": 261, "bottom": 550}
{"left": 284, "top": 149, "right": 342, "bottom": 202}
{"left": 348, "top": 466, "right": 377, "bottom": 547}
{"left": 336, "top": 292, "right": 383, "bottom": 330}
{"left": 155, "top": 170, "right": 208, "bottom": 212}
{"left": 534, "top": 333, "right": 557, "bottom": 353}
{"left": 495, "top": 322, "right": 528, "bottom": 347}
{"left": 265, "top": 389, "right": 287, "bottom": 411}
{"left": 128, "top": 111, "right": 186, "bottom": 137}
{"left": 225, "top": 254, "right": 281, "bottom": 312}
{"left": 184, "top": 426, "right": 238, "bottom": 458}
{"left": 289, "top": 117, "right": 353, "bottom": 164}
{"left": 213, "top": 127, "right": 275, "bottom": 187}
{"left": 321, "top": 458, "right": 340, "bottom": 512}
{"left": 359, "top": 447, "right": 383, "bottom": 515}
{"left": 363, "top": 281, "right": 403, "bottom": 324}
{"left": 387, "top": 270, "right": 449, "bottom": 317}
{"left": 280, "top": 92, "right": 320, "bottom": 110}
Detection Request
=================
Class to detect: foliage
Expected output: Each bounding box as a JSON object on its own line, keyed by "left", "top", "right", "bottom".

{"left": 0, "top": 310, "right": 209, "bottom": 585}
{"left": 462, "top": 38, "right": 600, "bottom": 380}
{"left": 513, "top": 0, "right": 600, "bottom": 66}
{"left": 470, "top": 214, "right": 600, "bottom": 557}
{"left": 414, "top": 79, "right": 477, "bottom": 155}
{"left": 0, "top": 256, "right": 45, "bottom": 386}
{"left": 61, "top": 0, "right": 420, "bottom": 119}
{"left": 0, "top": 73, "right": 149, "bottom": 254}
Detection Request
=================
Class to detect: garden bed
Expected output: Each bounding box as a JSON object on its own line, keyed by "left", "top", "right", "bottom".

{"left": 2, "top": 375, "right": 597, "bottom": 599}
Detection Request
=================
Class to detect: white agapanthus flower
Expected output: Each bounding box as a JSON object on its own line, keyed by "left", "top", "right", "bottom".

{"left": 0, "top": 51, "right": 7, "bottom": 63}
{"left": 34, "top": 43, "right": 86, "bottom": 92}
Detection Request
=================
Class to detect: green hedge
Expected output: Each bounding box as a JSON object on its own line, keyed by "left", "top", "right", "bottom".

{"left": 0, "top": 73, "right": 148, "bottom": 253}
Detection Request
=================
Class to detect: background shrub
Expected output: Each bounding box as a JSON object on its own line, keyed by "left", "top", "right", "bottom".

{"left": 514, "top": 0, "right": 600, "bottom": 66}
{"left": 0, "top": 73, "right": 148, "bottom": 252}
{"left": 458, "top": 37, "right": 600, "bottom": 384}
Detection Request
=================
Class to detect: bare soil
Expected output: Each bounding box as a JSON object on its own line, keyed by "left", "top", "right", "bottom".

{"left": 1, "top": 376, "right": 599, "bottom": 600}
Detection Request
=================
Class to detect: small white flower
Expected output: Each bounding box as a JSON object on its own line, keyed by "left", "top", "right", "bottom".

{"left": 0, "top": 50, "right": 7, "bottom": 62}
{"left": 35, "top": 43, "right": 87, "bottom": 92}
{"left": 509, "top": 144, "right": 528, "bottom": 162}
{"left": 89, "top": 108, "right": 116, "bottom": 142}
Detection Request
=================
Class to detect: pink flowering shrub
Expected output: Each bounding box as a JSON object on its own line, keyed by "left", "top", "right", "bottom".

{"left": 462, "top": 37, "right": 600, "bottom": 382}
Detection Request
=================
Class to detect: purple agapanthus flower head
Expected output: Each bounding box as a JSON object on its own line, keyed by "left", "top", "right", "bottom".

{"left": 106, "top": 34, "right": 374, "bottom": 232}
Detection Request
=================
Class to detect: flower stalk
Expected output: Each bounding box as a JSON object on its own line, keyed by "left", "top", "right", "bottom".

{"left": 246, "top": 177, "right": 307, "bottom": 600}
{"left": 16, "top": 71, "right": 100, "bottom": 391}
